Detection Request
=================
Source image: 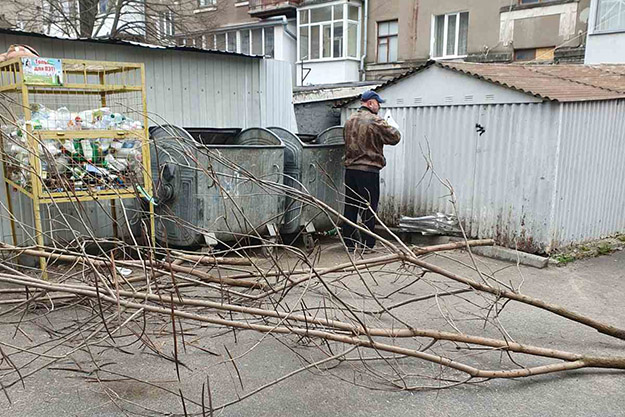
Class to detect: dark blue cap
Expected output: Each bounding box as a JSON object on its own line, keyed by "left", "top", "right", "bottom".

{"left": 361, "top": 90, "right": 386, "bottom": 103}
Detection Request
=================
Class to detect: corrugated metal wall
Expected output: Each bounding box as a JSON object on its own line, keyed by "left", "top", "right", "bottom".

{"left": 343, "top": 99, "right": 625, "bottom": 252}
{"left": 0, "top": 32, "right": 297, "bottom": 130}
{"left": 345, "top": 103, "right": 559, "bottom": 252}
{"left": 552, "top": 100, "right": 625, "bottom": 248}
{"left": 0, "top": 32, "right": 296, "bottom": 246}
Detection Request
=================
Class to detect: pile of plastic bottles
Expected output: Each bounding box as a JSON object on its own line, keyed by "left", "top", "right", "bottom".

{"left": 1, "top": 104, "right": 145, "bottom": 192}
{"left": 40, "top": 138, "right": 143, "bottom": 190}
{"left": 28, "top": 105, "right": 143, "bottom": 131}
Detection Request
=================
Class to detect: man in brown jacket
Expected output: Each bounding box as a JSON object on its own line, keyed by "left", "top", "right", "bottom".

{"left": 343, "top": 90, "right": 401, "bottom": 252}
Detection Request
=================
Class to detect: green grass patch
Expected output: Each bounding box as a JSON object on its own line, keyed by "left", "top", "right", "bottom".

{"left": 554, "top": 254, "right": 576, "bottom": 265}
{"left": 597, "top": 243, "right": 613, "bottom": 255}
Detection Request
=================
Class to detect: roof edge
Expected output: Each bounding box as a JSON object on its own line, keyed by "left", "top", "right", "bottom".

{"left": 0, "top": 28, "right": 263, "bottom": 60}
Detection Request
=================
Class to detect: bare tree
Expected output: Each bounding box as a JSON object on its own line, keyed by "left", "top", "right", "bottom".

{"left": 2, "top": 0, "right": 219, "bottom": 45}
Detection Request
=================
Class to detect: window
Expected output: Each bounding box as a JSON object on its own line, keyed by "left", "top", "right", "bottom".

{"left": 432, "top": 12, "right": 469, "bottom": 58}
{"left": 298, "top": 3, "right": 361, "bottom": 61}
{"left": 15, "top": 13, "right": 25, "bottom": 30}
{"left": 264, "top": 28, "right": 274, "bottom": 58}
{"left": 514, "top": 49, "right": 536, "bottom": 61}
{"left": 595, "top": 0, "right": 625, "bottom": 32}
{"left": 252, "top": 28, "right": 263, "bottom": 55}
{"left": 215, "top": 33, "right": 226, "bottom": 50}
{"left": 209, "top": 27, "right": 275, "bottom": 58}
{"left": 241, "top": 31, "right": 250, "bottom": 54}
{"left": 377, "top": 20, "right": 398, "bottom": 63}
{"left": 99, "top": 0, "right": 108, "bottom": 14}
{"left": 198, "top": 0, "right": 216, "bottom": 7}
{"left": 158, "top": 11, "right": 174, "bottom": 39}
{"left": 514, "top": 47, "right": 554, "bottom": 62}
{"left": 226, "top": 32, "right": 237, "bottom": 52}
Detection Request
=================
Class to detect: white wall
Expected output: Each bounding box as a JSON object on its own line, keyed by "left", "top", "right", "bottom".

{"left": 274, "top": 25, "right": 297, "bottom": 63}
{"left": 585, "top": 0, "right": 625, "bottom": 64}
{"left": 92, "top": 5, "right": 146, "bottom": 38}
{"left": 297, "top": 60, "right": 360, "bottom": 86}
{"left": 586, "top": 32, "right": 625, "bottom": 63}
{"left": 366, "top": 65, "right": 542, "bottom": 108}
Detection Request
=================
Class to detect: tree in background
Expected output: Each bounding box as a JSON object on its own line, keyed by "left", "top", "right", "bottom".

{"left": 1, "top": 0, "right": 217, "bottom": 45}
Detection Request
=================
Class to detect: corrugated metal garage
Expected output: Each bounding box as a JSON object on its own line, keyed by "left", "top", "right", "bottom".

{"left": 342, "top": 61, "right": 625, "bottom": 253}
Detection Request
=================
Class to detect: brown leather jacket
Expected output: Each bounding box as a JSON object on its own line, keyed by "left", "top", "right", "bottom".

{"left": 343, "top": 106, "right": 401, "bottom": 171}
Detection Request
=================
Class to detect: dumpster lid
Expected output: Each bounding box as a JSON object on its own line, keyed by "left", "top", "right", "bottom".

{"left": 184, "top": 127, "right": 242, "bottom": 145}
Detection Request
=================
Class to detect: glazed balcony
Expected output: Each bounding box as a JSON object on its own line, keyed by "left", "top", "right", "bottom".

{"left": 248, "top": 0, "right": 301, "bottom": 18}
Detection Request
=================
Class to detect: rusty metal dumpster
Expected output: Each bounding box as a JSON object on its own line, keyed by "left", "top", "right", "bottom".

{"left": 150, "top": 125, "right": 284, "bottom": 248}
{"left": 269, "top": 126, "right": 345, "bottom": 249}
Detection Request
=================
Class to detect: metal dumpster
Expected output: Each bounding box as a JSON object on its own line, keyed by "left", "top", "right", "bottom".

{"left": 269, "top": 126, "right": 345, "bottom": 248}
{"left": 316, "top": 126, "right": 345, "bottom": 145}
{"left": 150, "top": 125, "right": 284, "bottom": 248}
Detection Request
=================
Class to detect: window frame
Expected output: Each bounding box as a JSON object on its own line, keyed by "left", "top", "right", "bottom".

{"left": 297, "top": 1, "right": 361, "bottom": 63}
{"left": 207, "top": 26, "right": 275, "bottom": 58}
{"left": 430, "top": 11, "right": 469, "bottom": 59}
{"left": 98, "top": 0, "right": 108, "bottom": 15}
{"left": 158, "top": 10, "right": 174, "bottom": 40}
{"left": 198, "top": 0, "right": 216, "bottom": 8}
{"left": 593, "top": 0, "right": 625, "bottom": 34}
{"left": 517, "top": 0, "right": 559, "bottom": 4}
{"left": 376, "top": 20, "right": 399, "bottom": 63}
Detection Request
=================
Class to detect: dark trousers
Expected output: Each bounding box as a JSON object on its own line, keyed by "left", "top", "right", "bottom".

{"left": 343, "top": 169, "right": 380, "bottom": 249}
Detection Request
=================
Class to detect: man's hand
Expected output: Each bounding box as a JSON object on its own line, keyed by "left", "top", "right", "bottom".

{"left": 384, "top": 110, "right": 400, "bottom": 130}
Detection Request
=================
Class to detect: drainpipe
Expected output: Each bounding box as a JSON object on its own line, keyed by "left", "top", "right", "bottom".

{"left": 359, "top": 0, "right": 369, "bottom": 81}
{"left": 278, "top": 15, "right": 297, "bottom": 40}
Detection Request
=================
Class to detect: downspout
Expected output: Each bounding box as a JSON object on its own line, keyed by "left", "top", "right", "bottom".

{"left": 359, "top": 0, "right": 369, "bottom": 81}
{"left": 278, "top": 15, "right": 296, "bottom": 40}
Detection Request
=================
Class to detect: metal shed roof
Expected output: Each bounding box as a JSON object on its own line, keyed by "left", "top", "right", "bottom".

{"left": 442, "top": 62, "right": 625, "bottom": 102}
{"left": 344, "top": 61, "right": 625, "bottom": 105}
{"left": 0, "top": 28, "right": 262, "bottom": 59}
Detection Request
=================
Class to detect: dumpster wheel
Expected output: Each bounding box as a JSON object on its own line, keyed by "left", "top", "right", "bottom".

{"left": 303, "top": 233, "right": 316, "bottom": 252}
{"left": 261, "top": 238, "right": 276, "bottom": 257}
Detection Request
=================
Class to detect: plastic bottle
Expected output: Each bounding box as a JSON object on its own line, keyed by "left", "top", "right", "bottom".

{"left": 81, "top": 139, "right": 93, "bottom": 162}
{"left": 100, "top": 138, "right": 112, "bottom": 154}
{"left": 109, "top": 113, "right": 126, "bottom": 128}
{"left": 105, "top": 153, "right": 127, "bottom": 172}
{"left": 55, "top": 107, "right": 72, "bottom": 130}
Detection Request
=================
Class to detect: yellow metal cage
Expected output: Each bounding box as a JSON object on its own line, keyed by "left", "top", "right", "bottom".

{"left": 0, "top": 57, "right": 155, "bottom": 276}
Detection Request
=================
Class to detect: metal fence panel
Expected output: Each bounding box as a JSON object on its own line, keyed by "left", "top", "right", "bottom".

{"left": 344, "top": 103, "right": 560, "bottom": 252}
{"left": 552, "top": 100, "right": 625, "bottom": 248}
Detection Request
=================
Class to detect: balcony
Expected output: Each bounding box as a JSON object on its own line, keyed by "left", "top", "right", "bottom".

{"left": 248, "top": 0, "right": 301, "bottom": 18}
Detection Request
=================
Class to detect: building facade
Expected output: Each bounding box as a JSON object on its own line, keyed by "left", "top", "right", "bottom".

{"left": 585, "top": 0, "right": 625, "bottom": 63}
{"left": 364, "top": 0, "right": 591, "bottom": 80}
{"left": 171, "top": 0, "right": 298, "bottom": 62}
{"left": 2, "top": 0, "right": 595, "bottom": 84}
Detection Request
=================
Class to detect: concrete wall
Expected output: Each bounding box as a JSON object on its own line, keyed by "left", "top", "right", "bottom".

{"left": 365, "top": 0, "right": 513, "bottom": 66}
{"left": 294, "top": 101, "right": 341, "bottom": 134}
{"left": 298, "top": 59, "right": 360, "bottom": 85}
{"left": 364, "top": 0, "right": 589, "bottom": 78}
{"left": 274, "top": 24, "right": 298, "bottom": 62}
{"left": 499, "top": 1, "right": 588, "bottom": 50}
{"left": 180, "top": 0, "right": 259, "bottom": 34}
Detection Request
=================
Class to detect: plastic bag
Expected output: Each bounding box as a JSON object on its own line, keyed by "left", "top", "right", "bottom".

{"left": 384, "top": 110, "right": 400, "bottom": 130}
